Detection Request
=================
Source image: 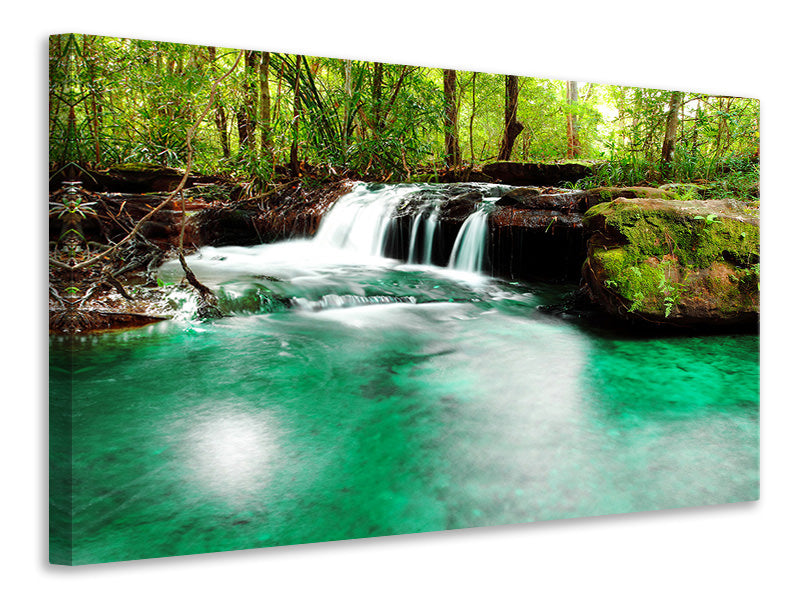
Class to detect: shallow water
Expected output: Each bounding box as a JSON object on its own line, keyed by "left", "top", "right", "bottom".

{"left": 50, "top": 250, "right": 759, "bottom": 564}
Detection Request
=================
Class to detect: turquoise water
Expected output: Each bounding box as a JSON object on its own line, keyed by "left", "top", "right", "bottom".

{"left": 49, "top": 250, "right": 759, "bottom": 565}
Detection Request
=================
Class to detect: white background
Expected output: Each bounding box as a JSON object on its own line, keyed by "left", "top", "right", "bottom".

{"left": 3, "top": 2, "right": 797, "bottom": 598}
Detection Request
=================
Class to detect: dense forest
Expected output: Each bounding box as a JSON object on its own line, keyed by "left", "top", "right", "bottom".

{"left": 49, "top": 34, "right": 759, "bottom": 196}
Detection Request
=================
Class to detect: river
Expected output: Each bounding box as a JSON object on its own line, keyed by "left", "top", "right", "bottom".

{"left": 49, "top": 183, "right": 759, "bottom": 564}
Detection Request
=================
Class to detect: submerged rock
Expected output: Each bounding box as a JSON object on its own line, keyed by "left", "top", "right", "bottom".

{"left": 581, "top": 197, "right": 759, "bottom": 327}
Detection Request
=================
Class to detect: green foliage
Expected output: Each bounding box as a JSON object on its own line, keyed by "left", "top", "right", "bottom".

{"left": 694, "top": 213, "right": 721, "bottom": 225}
{"left": 657, "top": 266, "right": 687, "bottom": 318}
{"left": 49, "top": 34, "right": 760, "bottom": 196}
{"left": 600, "top": 249, "right": 694, "bottom": 318}
{"left": 572, "top": 86, "right": 759, "bottom": 198}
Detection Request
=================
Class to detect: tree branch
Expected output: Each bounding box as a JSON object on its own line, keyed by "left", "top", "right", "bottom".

{"left": 51, "top": 50, "right": 244, "bottom": 272}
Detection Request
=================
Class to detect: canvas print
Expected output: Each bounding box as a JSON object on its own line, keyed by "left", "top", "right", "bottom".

{"left": 49, "top": 34, "right": 760, "bottom": 565}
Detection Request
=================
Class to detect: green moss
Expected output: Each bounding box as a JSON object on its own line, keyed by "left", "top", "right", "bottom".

{"left": 711, "top": 264, "right": 759, "bottom": 314}
{"left": 587, "top": 201, "right": 759, "bottom": 270}
{"left": 590, "top": 187, "right": 678, "bottom": 202}
{"left": 734, "top": 264, "right": 760, "bottom": 294}
{"left": 587, "top": 198, "right": 759, "bottom": 321}
{"left": 596, "top": 248, "right": 680, "bottom": 315}
{"left": 109, "top": 162, "right": 167, "bottom": 172}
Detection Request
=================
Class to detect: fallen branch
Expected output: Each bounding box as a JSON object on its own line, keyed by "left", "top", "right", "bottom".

{"left": 177, "top": 253, "right": 215, "bottom": 301}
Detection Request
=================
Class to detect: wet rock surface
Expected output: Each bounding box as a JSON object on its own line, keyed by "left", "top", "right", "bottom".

{"left": 488, "top": 188, "right": 588, "bottom": 281}
{"left": 49, "top": 176, "right": 759, "bottom": 332}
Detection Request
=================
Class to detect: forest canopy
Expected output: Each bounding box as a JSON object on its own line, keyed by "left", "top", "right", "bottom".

{"left": 49, "top": 34, "right": 759, "bottom": 196}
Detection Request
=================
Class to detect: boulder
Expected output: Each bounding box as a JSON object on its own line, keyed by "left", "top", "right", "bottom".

{"left": 495, "top": 186, "right": 541, "bottom": 207}
{"left": 394, "top": 184, "right": 504, "bottom": 219}
{"left": 585, "top": 186, "right": 677, "bottom": 203}
{"left": 439, "top": 191, "right": 483, "bottom": 221}
{"left": 581, "top": 197, "right": 759, "bottom": 327}
{"left": 482, "top": 161, "right": 594, "bottom": 186}
{"left": 88, "top": 162, "right": 223, "bottom": 193}
{"left": 496, "top": 187, "right": 591, "bottom": 211}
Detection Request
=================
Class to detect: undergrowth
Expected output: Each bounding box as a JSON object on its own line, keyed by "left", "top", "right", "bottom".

{"left": 574, "top": 153, "right": 759, "bottom": 201}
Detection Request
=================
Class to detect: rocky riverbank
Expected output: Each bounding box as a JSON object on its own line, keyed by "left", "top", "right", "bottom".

{"left": 48, "top": 169, "right": 759, "bottom": 332}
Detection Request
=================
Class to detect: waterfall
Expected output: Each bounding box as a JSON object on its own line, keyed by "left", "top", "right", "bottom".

{"left": 407, "top": 211, "right": 425, "bottom": 264}
{"left": 422, "top": 205, "right": 440, "bottom": 266}
{"left": 314, "top": 185, "right": 417, "bottom": 255}
{"left": 315, "top": 183, "right": 490, "bottom": 274}
{"left": 448, "top": 208, "right": 488, "bottom": 273}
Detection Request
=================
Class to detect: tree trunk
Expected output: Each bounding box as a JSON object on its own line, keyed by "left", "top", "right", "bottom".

{"left": 469, "top": 72, "right": 477, "bottom": 164}
{"left": 372, "top": 62, "right": 383, "bottom": 135}
{"left": 661, "top": 90, "right": 683, "bottom": 175}
{"left": 83, "top": 35, "right": 102, "bottom": 165}
{"left": 344, "top": 59, "right": 352, "bottom": 97}
{"left": 343, "top": 59, "right": 353, "bottom": 143}
{"left": 238, "top": 50, "right": 258, "bottom": 156}
{"left": 236, "top": 110, "right": 249, "bottom": 155}
{"left": 566, "top": 81, "right": 581, "bottom": 158}
{"left": 290, "top": 54, "right": 302, "bottom": 175}
{"left": 215, "top": 107, "right": 230, "bottom": 159}
{"left": 207, "top": 46, "right": 230, "bottom": 159}
{"left": 498, "top": 75, "right": 524, "bottom": 161}
{"left": 443, "top": 69, "right": 460, "bottom": 168}
{"left": 259, "top": 51, "right": 271, "bottom": 161}
{"left": 49, "top": 35, "right": 62, "bottom": 146}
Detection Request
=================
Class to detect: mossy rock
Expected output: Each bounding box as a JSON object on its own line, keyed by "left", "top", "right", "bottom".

{"left": 107, "top": 162, "right": 173, "bottom": 173}
{"left": 658, "top": 182, "right": 708, "bottom": 198}
{"left": 586, "top": 186, "right": 678, "bottom": 203}
{"left": 582, "top": 197, "right": 759, "bottom": 326}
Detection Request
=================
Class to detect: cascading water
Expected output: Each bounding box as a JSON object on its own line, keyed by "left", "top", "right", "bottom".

{"left": 161, "top": 183, "right": 505, "bottom": 319}
{"left": 448, "top": 207, "right": 489, "bottom": 273}
{"left": 407, "top": 211, "right": 425, "bottom": 264}
{"left": 314, "top": 184, "right": 421, "bottom": 255}
{"left": 407, "top": 202, "right": 442, "bottom": 266}
{"left": 408, "top": 211, "right": 423, "bottom": 263}
{"left": 314, "top": 183, "right": 492, "bottom": 273}
{"left": 422, "top": 205, "right": 440, "bottom": 266}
